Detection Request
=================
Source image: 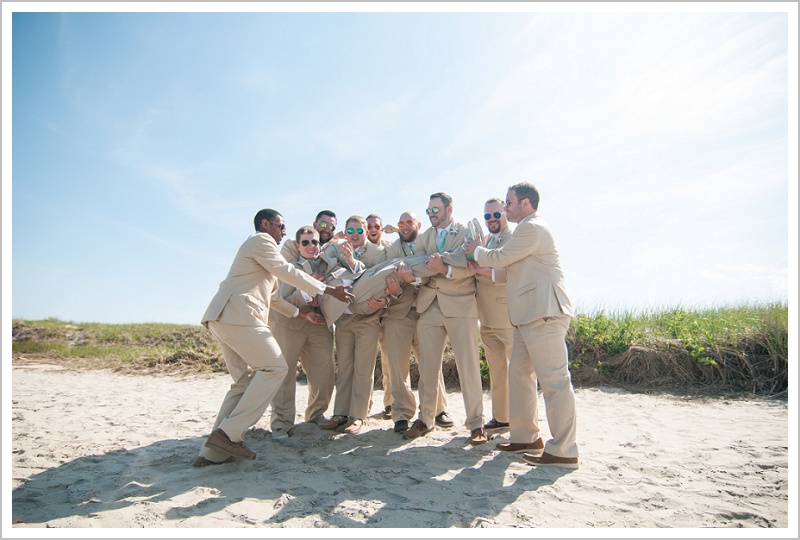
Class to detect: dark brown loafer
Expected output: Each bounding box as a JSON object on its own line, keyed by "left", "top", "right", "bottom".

{"left": 522, "top": 451, "right": 579, "bottom": 469}
{"left": 483, "top": 418, "right": 510, "bottom": 430}
{"left": 435, "top": 411, "right": 454, "bottom": 428}
{"left": 496, "top": 438, "right": 544, "bottom": 455}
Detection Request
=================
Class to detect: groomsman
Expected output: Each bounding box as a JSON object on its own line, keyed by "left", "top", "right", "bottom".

{"left": 366, "top": 213, "right": 394, "bottom": 420}
{"left": 322, "top": 216, "right": 388, "bottom": 434}
{"left": 383, "top": 211, "right": 450, "bottom": 433}
{"left": 465, "top": 182, "right": 578, "bottom": 468}
{"left": 404, "top": 193, "right": 487, "bottom": 445}
{"left": 196, "top": 209, "right": 353, "bottom": 466}
{"left": 468, "top": 198, "right": 514, "bottom": 432}
{"left": 269, "top": 226, "right": 343, "bottom": 440}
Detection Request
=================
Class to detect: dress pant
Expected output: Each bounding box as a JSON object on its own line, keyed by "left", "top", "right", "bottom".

{"left": 509, "top": 315, "right": 578, "bottom": 458}
{"left": 416, "top": 299, "right": 484, "bottom": 430}
{"left": 383, "top": 308, "right": 448, "bottom": 422}
{"left": 377, "top": 326, "right": 392, "bottom": 409}
{"left": 270, "top": 321, "right": 334, "bottom": 432}
{"left": 198, "top": 320, "right": 288, "bottom": 462}
{"left": 332, "top": 314, "right": 382, "bottom": 421}
{"left": 480, "top": 324, "right": 513, "bottom": 423}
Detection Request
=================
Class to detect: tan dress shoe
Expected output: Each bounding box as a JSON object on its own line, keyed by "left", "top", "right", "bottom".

{"left": 204, "top": 429, "right": 256, "bottom": 460}
{"left": 343, "top": 419, "right": 364, "bottom": 434}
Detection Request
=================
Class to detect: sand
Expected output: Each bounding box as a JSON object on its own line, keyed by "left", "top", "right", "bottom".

{"left": 6, "top": 362, "right": 792, "bottom": 533}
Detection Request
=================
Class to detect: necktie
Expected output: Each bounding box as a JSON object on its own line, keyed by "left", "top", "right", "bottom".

{"left": 407, "top": 242, "right": 415, "bottom": 255}
{"left": 486, "top": 235, "right": 496, "bottom": 249}
{"left": 436, "top": 229, "right": 447, "bottom": 253}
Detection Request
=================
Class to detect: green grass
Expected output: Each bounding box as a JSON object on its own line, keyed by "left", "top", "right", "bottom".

{"left": 12, "top": 301, "right": 789, "bottom": 395}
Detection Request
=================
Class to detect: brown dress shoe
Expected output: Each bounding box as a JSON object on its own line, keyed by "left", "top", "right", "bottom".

{"left": 522, "top": 451, "right": 579, "bottom": 469}
{"left": 204, "top": 429, "right": 256, "bottom": 460}
{"left": 320, "top": 415, "right": 349, "bottom": 430}
{"left": 403, "top": 419, "right": 433, "bottom": 439}
{"left": 343, "top": 419, "right": 364, "bottom": 434}
{"left": 192, "top": 456, "right": 234, "bottom": 467}
{"left": 483, "top": 418, "right": 510, "bottom": 430}
{"left": 469, "top": 428, "right": 488, "bottom": 445}
{"left": 496, "top": 438, "right": 544, "bottom": 455}
{"left": 380, "top": 406, "right": 392, "bottom": 420}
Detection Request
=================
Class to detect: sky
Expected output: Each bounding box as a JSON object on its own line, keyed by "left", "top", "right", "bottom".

{"left": 3, "top": 2, "right": 797, "bottom": 326}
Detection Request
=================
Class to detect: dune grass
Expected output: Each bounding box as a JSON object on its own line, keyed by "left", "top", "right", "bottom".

{"left": 11, "top": 301, "right": 789, "bottom": 395}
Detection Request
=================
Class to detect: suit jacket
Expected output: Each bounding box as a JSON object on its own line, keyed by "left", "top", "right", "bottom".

{"left": 475, "top": 212, "right": 573, "bottom": 326}
{"left": 202, "top": 233, "right": 326, "bottom": 327}
{"left": 383, "top": 239, "right": 420, "bottom": 319}
{"left": 475, "top": 226, "right": 514, "bottom": 329}
{"left": 270, "top": 258, "right": 335, "bottom": 332}
{"left": 415, "top": 221, "right": 477, "bottom": 318}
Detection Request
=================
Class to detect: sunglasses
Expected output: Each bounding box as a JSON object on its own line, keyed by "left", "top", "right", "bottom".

{"left": 425, "top": 207, "right": 441, "bottom": 215}
{"left": 484, "top": 212, "right": 503, "bottom": 220}
{"left": 270, "top": 221, "right": 286, "bottom": 232}
{"left": 300, "top": 239, "right": 319, "bottom": 247}
{"left": 317, "top": 222, "right": 335, "bottom": 231}
{"left": 346, "top": 227, "right": 364, "bottom": 235}
{"left": 367, "top": 224, "right": 381, "bottom": 230}
{"left": 397, "top": 219, "right": 415, "bottom": 228}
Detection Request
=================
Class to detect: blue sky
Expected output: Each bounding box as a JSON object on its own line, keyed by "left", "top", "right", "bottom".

{"left": 3, "top": 3, "right": 797, "bottom": 325}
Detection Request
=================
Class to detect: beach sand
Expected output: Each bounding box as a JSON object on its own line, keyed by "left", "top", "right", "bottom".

{"left": 7, "top": 362, "right": 791, "bottom": 532}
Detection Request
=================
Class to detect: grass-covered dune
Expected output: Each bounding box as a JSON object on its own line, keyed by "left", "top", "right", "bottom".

{"left": 11, "top": 302, "right": 788, "bottom": 396}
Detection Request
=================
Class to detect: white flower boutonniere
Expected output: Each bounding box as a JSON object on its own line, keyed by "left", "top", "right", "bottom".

{"left": 449, "top": 224, "right": 460, "bottom": 236}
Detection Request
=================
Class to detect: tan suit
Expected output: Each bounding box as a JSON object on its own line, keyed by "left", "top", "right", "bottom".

{"left": 415, "top": 222, "right": 484, "bottom": 431}
{"left": 331, "top": 241, "right": 387, "bottom": 421}
{"left": 199, "top": 233, "right": 326, "bottom": 462}
{"left": 269, "top": 257, "right": 337, "bottom": 432}
{"left": 475, "top": 211, "right": 577, "bottom": 458}
{"left": 475, "top": 226, "right": 514, "bottom": 424}
{"left": 382, "top": 239, "right": 448, "bottom": 422}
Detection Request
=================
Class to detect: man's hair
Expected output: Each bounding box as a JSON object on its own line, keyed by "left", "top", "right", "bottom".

{"left": 315, "top": 210, "right": 337, "bottom": 222}
{"left": 366, "top": 213, "right": 382, "bottom": 223}
{"left": 485, "top": 197, "right": 504, "bottom": 206}
{"left": 346, "top": 215, "right": 367, "bottom": 228}
{"left": 509, "top": 182, "right": 540, "bottom": 210}
{"left": 253, "top": 208, "right": 282, "bottom": 231}
{"left": 430, "top": 192, "right": 453, "bottom": 207}
{"left": 295, "top": 225, "right": 319, "bottom": 243}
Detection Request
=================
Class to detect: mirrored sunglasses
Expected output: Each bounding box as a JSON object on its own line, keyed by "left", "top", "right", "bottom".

{"left": 346, "top": 227, "right": 364, "bottom": 235}
{"left": 484, "top": 212, "right": 503, "bottom": 220}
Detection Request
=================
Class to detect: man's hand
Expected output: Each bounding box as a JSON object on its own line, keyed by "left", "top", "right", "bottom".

{"left": 463, "top": 237, "right": 480, "bottom": 256}
{"left": 425, "top": 253, "right": 448, "bottom": 275}
{"left": 299, "top": 311, "right": 326, "bottom": 325}
{"left": 325, "top": 284, "right": 354, "bottom": 303}
{"left": 384, "top": 273, "right": 402, "bottom": 296}
{"left": 340, "top": 241, "right": 356, "bottom": 268}
{"left": 468, "top": 261, "right": 492, "bottom": 277}
{"left": 311, "top": 271, "right": 326, "bottom": 283}
{"left": 382, "top": 224, "right": 398, "bottom": 235}
{"left": 366, "top": 297, "right": 388, "bottom": 312}
{"left": 395, "top": 262, "right": 414, "bottom": 283}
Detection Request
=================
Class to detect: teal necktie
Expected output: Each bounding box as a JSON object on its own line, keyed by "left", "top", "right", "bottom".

{"left": 487, "top": 235, "right": 496, "bottom": 249}
{"left": 408, "top": 242, "right": 415, "bottom": 255}
{"left": 436, "top": 229, "right": 446, "bottom": 253}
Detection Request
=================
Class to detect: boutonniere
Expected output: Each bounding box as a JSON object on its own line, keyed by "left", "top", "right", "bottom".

{"left": 354, "top": 247, "right": 365, "bottom": 258}
{"left": 449, "top": 224, "right": 460, "bottom": 236}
